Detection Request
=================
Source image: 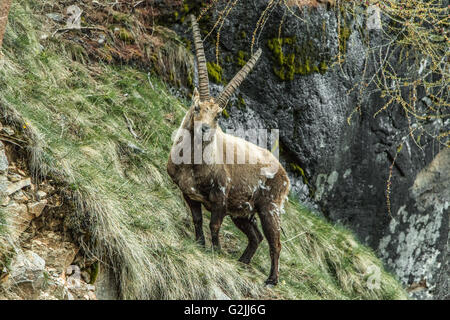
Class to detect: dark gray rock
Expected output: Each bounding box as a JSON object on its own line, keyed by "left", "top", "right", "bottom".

{"left": 378, "top": 148, "right": 449, "bottom": 299}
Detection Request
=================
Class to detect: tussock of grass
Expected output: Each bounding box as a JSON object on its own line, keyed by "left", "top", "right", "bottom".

{"left": 0, "top": 0, "right": 406, "bottom": 299}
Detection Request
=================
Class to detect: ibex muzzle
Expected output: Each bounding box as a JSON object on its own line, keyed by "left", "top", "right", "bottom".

{"left": 167, "top": 15, "right": 290, "bottom": 286}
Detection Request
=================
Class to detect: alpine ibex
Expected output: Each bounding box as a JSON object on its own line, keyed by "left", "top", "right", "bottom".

{"left": 167, "top": 15, "right": 290, "bottom": 285}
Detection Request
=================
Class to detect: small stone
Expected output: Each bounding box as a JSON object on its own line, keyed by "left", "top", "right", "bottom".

{"left": 2, "top": 126, "right": 14, "bottom": 136}
{"left": 366, "top": 5, "right": 382, "bottom": 30}
{"left": 36, "top": 190, "right": 47, "bottom": 200}
{"left": 27, "top": 200, "right": 47, "bottom": 217}
{"left": 12, "top": 190, "right": 29, "bottom": 202}
{"left": 46, "top": 13, "right": 64, "bottom": 22}
{"left": 5, "top": 178, "right": 31, "bottom": 195}
{"left": 8, "top": 173, "right": 23, "bottom": 182}
{"left": 4, "top": 202, "right": 33, "bottom": 238}
{"left": 98, "top": 34, "right": 106, "bottom": 44}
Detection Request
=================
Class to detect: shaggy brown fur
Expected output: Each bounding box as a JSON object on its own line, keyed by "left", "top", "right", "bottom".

{"left": 167, "top": 15, "right": 290, "bottom": 285}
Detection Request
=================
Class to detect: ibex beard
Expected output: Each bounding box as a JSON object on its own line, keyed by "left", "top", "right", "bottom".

{"left": 167, "top": 15, "right": 290, "bottom": 286}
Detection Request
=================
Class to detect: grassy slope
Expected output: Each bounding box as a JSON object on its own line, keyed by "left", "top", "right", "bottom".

{"left": 0, "top": 0, "right": 406, "bottom": 299}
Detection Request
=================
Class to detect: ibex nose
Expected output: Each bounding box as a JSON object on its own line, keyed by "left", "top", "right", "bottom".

{"left": 201, "top": 124, "right": 210, "bottom": 133}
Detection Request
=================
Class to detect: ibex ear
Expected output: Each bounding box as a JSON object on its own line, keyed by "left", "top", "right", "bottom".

{"left": 192, "top": 88, "right": 200, "bottom": 105}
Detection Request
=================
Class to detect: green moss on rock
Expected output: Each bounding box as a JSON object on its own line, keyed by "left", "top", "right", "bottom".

{"left": 222, "top": 109, "right": 230, "bottom": 118}
{"left": 267, "top": 37, "right": 330, "bottom": 81}
{"left": 236, "top": 50, "right": 248, "bottom": 67}
{"left": 339, "top": 26, "right": 351, "bottom": 55}
{"left": 207, "top": 62, "right": 223, "bottom": 84}
{"left": 290, "top": 163, "right": 309, "bottom": 185}
{"left": 237, "top": 95, "right": 246, "bottom": 109}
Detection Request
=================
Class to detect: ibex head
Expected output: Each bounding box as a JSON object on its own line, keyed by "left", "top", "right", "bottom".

{"left": 190, "top": 15, "right": 262, "bottom": 134}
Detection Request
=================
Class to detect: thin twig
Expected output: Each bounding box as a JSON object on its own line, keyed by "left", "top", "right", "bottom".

{"left": 123, "top": 113, "right": 139, "bottom": 140}
{"left": 51, "top": 26, "right": 108, "bottom": 38}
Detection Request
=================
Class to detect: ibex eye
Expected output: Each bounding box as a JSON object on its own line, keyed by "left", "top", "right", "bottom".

{"left": 194, "top": 105, "right": 200, "bottom": 112}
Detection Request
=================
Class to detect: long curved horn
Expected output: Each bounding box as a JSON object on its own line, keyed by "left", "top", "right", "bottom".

{"left": 190, "top": 15, "right": 209, "bottom": 101}
{"left": 216, "top": 48, "right": 262, "bottom": 109}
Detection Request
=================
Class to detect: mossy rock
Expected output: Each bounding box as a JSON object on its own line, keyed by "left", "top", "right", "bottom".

{"left": 222, "top": 109, "right": 230, "bottom": 118}
{"left": 290, "top": 163, "right": 309, "bottom": 185}
{"left": 339, "top": 26, "right": 351, "bottom": 55}
{"left": 207, "top": 62, "right": 223, "bottom": 84}
{"left": 237, "top": 95, "right": 246, "bottom": 109}
{"left": 236, "top": 50, "right": 249, "bottom": 67}
{"left": 267, "top": 37, "right": 330, "bottom": 81}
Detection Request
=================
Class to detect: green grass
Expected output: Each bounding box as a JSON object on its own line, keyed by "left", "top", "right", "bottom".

{"left": 0, "top": 0, "right": 407, "bottom": 299}
{"left": 0, "top": 207, "right": 6, "bottom": 237}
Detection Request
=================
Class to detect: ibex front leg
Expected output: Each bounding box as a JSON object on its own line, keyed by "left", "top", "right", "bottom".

{"left": 209, "top": 188, "right": 227, "bottom": 251}
{"left": 183, "top": 194, "right": 205, "bottom": 246}
{"left": 209, "top": 190, "right": 227, "bottom": 251}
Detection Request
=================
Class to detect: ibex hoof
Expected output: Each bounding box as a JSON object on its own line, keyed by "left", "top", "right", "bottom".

{"left": 264, "top": 279, "right": 278, "bottom": 287}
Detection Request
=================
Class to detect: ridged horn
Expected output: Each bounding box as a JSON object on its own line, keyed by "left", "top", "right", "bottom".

{"left": 190, "top": 15, "right": 209, "bottom": 101}
{"left": 216, "top": 48, "right": 262, "bottom": 109}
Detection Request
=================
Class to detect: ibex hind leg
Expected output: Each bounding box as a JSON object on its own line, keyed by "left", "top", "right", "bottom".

{"left": 231, "top": 216, "right": 263, "bottom": 264}
{"left": 257, "top": 209, "right": 281, "bottom": 286}
{"left": 183, "top": 194, "right": 205, "bottom": 247}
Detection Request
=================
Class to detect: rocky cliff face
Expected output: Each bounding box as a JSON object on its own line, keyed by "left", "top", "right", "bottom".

{"left": 183, "top": 2, "right": 449, "bottom": 299}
